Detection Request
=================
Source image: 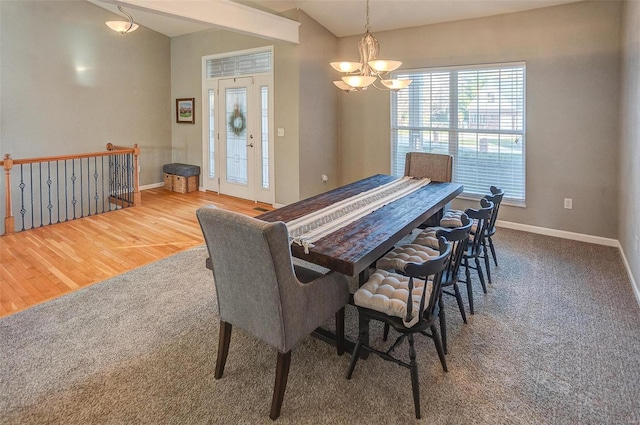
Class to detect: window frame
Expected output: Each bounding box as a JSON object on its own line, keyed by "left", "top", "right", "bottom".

{"left": 390, "top": 61, "right": 526, "bottom": 207}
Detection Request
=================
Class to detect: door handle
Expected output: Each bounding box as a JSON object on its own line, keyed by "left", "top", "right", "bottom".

{"left": 246, "top": 143, "right": 254, "bottom": 148}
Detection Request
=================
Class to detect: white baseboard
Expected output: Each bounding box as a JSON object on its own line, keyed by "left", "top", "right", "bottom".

{"left": 495, "top": 220, "right": 618, "bottom": 247}
{"left": 140, "top": 182, "right": 164, "bottom": 190}
{"left": 618, "top": 244, "right": 640, "bottom": 307}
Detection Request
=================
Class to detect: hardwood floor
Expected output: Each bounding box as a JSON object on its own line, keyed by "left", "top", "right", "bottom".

{"left": 0, "top": 188, "right": 272, "bottom": 318}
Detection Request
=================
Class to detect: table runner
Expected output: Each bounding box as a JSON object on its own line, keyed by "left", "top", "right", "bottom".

{"left": 287, "top": 177, "right": 430, "bottom": 253}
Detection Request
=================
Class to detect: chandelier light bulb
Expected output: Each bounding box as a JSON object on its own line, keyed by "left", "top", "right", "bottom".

{"left": 105, "top": 21, "right": 139, "bottom": 34}
{"left": 333, "top": 81, "right": 357, "bottom": 92}
{"left": 369, "top": 60, "right": 402, "bottom": 73}
{"left": 330, "top": 62, "right": 362, "bottom": 73}
{"left": 381, "top": 79, "right": 413, "bottom": 91}
{"left": 342, "top": 75, "right": 376, "bottom": 88}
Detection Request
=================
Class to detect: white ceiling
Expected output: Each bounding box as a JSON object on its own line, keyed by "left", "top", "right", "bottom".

{"left": 89, "top": 0, "right": 585, "bottom": 39}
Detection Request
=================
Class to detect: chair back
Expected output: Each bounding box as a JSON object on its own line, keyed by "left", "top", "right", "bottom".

{"left": 465, "top": 198, "right": 494, "bottom": 257}
{"left": 402, "top": 238, "right": 452, "bottom": 325}
{"left": 484, "top": 186, "right": 504, "bottom": 237}
{"left": 196, "top": 206, "right": 298, "bottom": 352}
{"left": 404, "top": 152, "right": 453, "bottom": 182}
{"left": 436, "top": 214, "right": 472, "bottom": 286}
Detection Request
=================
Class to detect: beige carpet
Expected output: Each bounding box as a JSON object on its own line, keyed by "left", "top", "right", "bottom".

{"left": 1, "top": 228, "right": 639, "bottom": 424}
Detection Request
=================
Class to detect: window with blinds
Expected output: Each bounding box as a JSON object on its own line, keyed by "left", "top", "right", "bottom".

{"left": 391, "top": 63, "right": 526, "bottom": 205}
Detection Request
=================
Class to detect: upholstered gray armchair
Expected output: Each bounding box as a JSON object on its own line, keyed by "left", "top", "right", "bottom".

{"left": 196, "top": 206, "right": 349, "bottom": 420}
{"left": 404, "top": 152, "right": 453, "bottom": 183}
{"left": 405, "top": 152, "right": 454, "bottom": 228}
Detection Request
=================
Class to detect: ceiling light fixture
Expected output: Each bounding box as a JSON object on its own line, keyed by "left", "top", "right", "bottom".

{"left": 105, "top": 6, "right": 139, "bottom": 34}
{"left": 331, "top": 0, "right": 412, "bottom": 92}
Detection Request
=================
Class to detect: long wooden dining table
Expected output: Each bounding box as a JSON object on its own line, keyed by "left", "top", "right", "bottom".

{"left": 257, "top": 174, "right": 463, "bottom": 355}
{"left": 258, "top": 174, "right": 463, "bottom": 282}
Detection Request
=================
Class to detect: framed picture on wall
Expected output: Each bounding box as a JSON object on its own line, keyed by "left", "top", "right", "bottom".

{"left": 176, "top": 98, "right": 195, "bottom": 124}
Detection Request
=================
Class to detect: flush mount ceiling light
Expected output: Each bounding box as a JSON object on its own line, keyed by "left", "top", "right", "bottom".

{"left": 105, "top": 5, "right": 139, "bottom": 34}
{"left": 331, "top": 0, "right": 412, "bottom": 92}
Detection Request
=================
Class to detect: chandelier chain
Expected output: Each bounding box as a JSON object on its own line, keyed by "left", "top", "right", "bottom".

{"left": 365, "top": 0, "right": 370, "bottom": 33}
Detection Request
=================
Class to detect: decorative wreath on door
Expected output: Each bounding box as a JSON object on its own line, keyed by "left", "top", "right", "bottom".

{"left": 229, "top": 105, "right": 246, "bottom": 136}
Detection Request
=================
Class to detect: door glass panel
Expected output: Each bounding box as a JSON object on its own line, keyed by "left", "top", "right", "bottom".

{"left": 208, "top": 89, "right": 215, "bottom": 178}
{"left": 225, "top": 87, "right": 248, "bottom": 185}
{"left": 260, "top": 86, "right": 269, "bottom": 189}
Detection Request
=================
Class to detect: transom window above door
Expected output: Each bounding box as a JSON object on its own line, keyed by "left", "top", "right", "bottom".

{"left": 205, "top": 51, "right": 272, "bottom": 79}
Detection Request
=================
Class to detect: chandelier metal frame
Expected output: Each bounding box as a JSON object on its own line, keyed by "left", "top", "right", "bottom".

{"left": 331, "top": 0, "right": 412, "bottom": 92}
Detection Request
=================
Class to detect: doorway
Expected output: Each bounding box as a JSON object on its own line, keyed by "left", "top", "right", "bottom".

{"left": 202, "top": 49, "right": 274, "bottom": 205}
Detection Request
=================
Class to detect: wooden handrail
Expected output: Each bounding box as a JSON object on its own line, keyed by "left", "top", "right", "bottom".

{"left": 0, "top": 148, "right": 136, "bottom": 167}
{"left": 1, "top": 144, "right": 141, "bottom": 235}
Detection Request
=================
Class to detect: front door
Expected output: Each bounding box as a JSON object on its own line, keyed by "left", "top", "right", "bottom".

{"left": 218, "top": 77, "right": 255, "bottom": 200}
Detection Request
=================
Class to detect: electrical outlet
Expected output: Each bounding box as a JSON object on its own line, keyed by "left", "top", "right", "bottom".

{"left": 321, "top": 174, "right": 328, "bottom": 183}
{"left": 564, "top": 198, "right": 573, "bottom": 210}
{"left": 277, "top": 128, "right": 285, "bottom": 137}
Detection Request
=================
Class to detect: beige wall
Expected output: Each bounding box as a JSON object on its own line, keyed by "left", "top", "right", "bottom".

{"left": 0, "top": 1, "right": 171, "bottom": 186}
{"left": 619, "top": 0, "right": 640, "bottom": 293}
{"left": 338, "top": 1, "right": 623, "bottom": 239}
{"left": 170, "top": 27, "right": 301, "bottom": 205}
{"left": 170, "top": 10, "right": 340, "bottom": 205}
{"left": 297, "top": 11, "right": 340, "bottom": 198}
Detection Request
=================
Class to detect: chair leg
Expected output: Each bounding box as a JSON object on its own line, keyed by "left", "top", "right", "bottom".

{"left": 488, "top": 236, "right": 498, "bottom": 267}
{"left": 465, "top": 258, "right": 475, "bottom": 315}
{"left": 346, "top": 315, "right": 369, "bottom": 379}
{"left": 345, "top": 340, "right": 362, "bottom": 379}
{"left": 438, "top": 293, "right": 447, "bottom": 355}
{"left": 335, "top": 308, "right": 345, "bottom": 356}
{"left": 430, "top": 324, "right": 448, "bottom": 373}
{"left": 215, "top": 320, "right": 232, "bottom": 379}
{"left": 453, "top": 282, "right": 468, "bottom": 324}
{"left": 383, "top": 323, "right": 390, "bottom": 341}
{"left": 475, "top": 257, "right": 487, "bottom": 294}
{"left": 270, "top": 350, "right": 292, "bottom": 420}
{"left": 408, "top": 334, "right": 421, "bottom": 419}
{"left": 483, "top": 240, "right": 492, "bottom": 284}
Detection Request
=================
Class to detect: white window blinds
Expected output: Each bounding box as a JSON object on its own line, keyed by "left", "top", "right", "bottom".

{"left": 205, "top": 51, "right": 272, "bottom": 78}
{"left": 391, "top": 63, "right": 526, "bottom": 205}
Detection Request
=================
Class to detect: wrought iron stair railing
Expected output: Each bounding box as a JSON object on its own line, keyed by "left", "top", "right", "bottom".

{"left": 1, "top": 144, "right": 140, "bottom": 235}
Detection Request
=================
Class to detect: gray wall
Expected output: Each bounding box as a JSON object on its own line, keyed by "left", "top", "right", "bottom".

{"left": 337, "top": 1, "right": 623, "bottom": 239}
{"left": 619, "top": 0, "right": 640, "bottom": 291}
{"left": 297, "top": 11, "right": 340, "bottom": 198}
{"left": 170, "top": 27, "right": 301, "bottom": 205}
{"left": 0, "top": 1, "right": 171, "bottom": 186}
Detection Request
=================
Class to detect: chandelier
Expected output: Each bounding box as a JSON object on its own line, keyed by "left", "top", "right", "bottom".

{"left": 331, "top": 0, "right": 412, "bottom": 92}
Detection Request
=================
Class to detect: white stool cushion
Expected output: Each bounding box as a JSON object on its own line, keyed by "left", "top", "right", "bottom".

{"left": 441, "top": 210, "right": 478, "bottom": 233}
{"left": 354, "top": 269, "right": 433, "bottom": 327}
{"left": 440, "top": 210, "right": 464, "bottom": 228}
{"left": 412, "top": 227, "right": 446, "bottom": 249}
{"left": 376, "top": 244, "right": 440, "bottom": 271}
